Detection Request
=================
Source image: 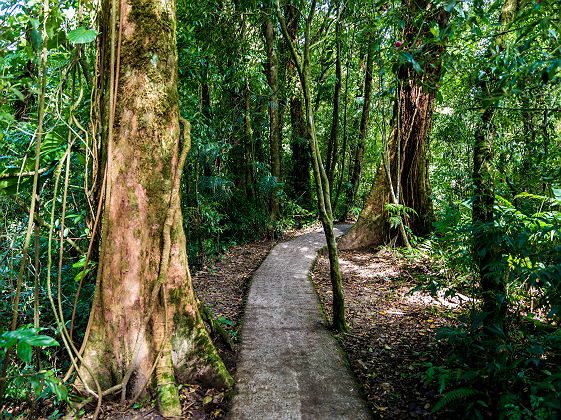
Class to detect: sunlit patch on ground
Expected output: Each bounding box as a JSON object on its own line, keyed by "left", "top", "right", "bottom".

{"left": 312, "top": 249, "right": 464, "bottom": 419}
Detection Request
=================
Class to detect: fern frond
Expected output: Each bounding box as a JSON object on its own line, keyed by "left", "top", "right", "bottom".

{"left": 431, "top": 388, "right": 484, "bottom": 413}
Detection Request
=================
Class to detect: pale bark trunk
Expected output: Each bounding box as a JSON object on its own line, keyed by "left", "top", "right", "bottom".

{"left": 78, "top": 0, "right": 232, "bottom": 414}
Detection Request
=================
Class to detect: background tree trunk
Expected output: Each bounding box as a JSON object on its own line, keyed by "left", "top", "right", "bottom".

{"left": 78, "top": 0, "right": 232, "bottom": 414}
{"left": 286, "top": 5, "right": 311, "bottom": 207}
{"left": 243, "top": 78, "right": 254, "bottom": 199}
{"left": 326, "top": 14, "right": 342, "bottom": 196}
{"left": 339, "top": 0, "right": 446, "bottom": 250}
{"left": 342, "top": 41, "right": 374, "bottom": 221}
{"left": 263, "top": 18, "right": 282, "bottom": 222}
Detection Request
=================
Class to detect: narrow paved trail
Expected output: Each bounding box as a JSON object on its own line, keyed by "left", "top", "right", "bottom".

{"left": 227, "top": 225, "right": 371, "bottom": 420}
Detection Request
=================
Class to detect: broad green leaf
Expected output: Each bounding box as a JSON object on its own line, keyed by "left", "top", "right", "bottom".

{"left": 0, "top": 334, "right": 17, "bottom": 350}
{"left": 17, "top": 340, "right": 32, "bottom": 364}
{"left": 430, "top": 24, "right": 440, "bottom": 38}
{"left": 496, "top": 195, "right": 514, "bottom": 208}
{"left": 72, "top": 256, "right": 87, "bottom": 269}
{"left": 29, "top": 17, "right": 39, "bottom": 29}
{"left": 41, "top": 130, "right": 65, "bottom": 157}
{"left": 516, "top": 192, "right": 547, "bottom": 202}
{"left": 30, "top": 28, "right": 42, "bottom": 51}
{"left": 445, "top": 0, "right": 457, "bottom": 12}
{"left": 5, "top": 326, "right": 38, "bottom": 342}
{"left": 44, "top": 375, "right": 69, "bottom": 402}
{"left": 26, "top": 334, "right": 59, "bottom": 347}
{"left": 29, "top": 377, "right": 42, "bottom": 395}
{"left": 411, "top": 58, "right": 422, "bottom": 73}
{"left": 68, "top": 27, "right": 99, "bottom": 44}
{"left": 74, "top": 267, "right": 90, "bottom": 282}
{"left": 10, "top": 87, "right": 24, "bottom": 101}
{"left": 0, "top": 112, "right": 15, "bottom": 122}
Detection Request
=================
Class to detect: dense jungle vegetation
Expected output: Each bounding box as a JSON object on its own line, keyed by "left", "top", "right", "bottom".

{"left": 0, "top": 0, "right": 560, "bottom": 418}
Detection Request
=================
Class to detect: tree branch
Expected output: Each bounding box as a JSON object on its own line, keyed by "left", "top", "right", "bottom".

{"left": 0, "top": 167, "right": 50, "bottom": 180}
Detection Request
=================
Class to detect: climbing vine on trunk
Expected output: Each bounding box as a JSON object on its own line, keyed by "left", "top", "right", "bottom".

{"left": 75, "top": 0, "right": 232, "bottom": 415}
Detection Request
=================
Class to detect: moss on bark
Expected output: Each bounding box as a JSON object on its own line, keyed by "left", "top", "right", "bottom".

{"left": 77, "top": 0, "right": 232, "bottom": 413}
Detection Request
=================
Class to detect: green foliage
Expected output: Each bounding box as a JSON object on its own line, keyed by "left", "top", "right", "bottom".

{"left": 0, "top": 325, "right": 69, "bottom": 404}
{"left": 385, "top": 203, "right": 418, "bottom": 229}
{"left": 67, "top": 27, "right": 98, "bottom": 44}
{"left": 425, "top": 189, "right": 561, "bottom": 418}
{"left": 279, "top": 192, "right": 315, "bottom": 230}
{"left": 431, "top": 387, "right": 485, "bottom": 414}
{"left": 1, "top": 326, "right": 58, "bottom": 364}
{"left": 425, "top": 312, "right": 561, "bottom": 418}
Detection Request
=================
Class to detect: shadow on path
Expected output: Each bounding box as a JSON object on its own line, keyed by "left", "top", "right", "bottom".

{"left": 227, "top": 225, "right": 371, "bottom": 420}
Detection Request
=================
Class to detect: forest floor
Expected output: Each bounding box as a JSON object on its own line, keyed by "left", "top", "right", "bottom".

{"left": 75, "top": 224, "right": 468, "bottom": 419}
{"left": 312, "top": 247, "right": 467, "bottom": 419}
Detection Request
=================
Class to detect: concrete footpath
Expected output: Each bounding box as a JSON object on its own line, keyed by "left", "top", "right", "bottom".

{"left": 227, "top": 225, "right": 371, "bottom": 420}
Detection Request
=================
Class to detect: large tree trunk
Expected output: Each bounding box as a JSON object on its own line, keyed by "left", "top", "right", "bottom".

{"left": 263, "top": 18, "right": 282, "bottom": 221}
{"left": 77, "top": 0, "right": 232, "bottom": 415}
{"left": 339, "top": 0, "right": 446, "bottom": 250}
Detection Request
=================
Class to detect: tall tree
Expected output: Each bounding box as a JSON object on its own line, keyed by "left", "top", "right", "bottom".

{"left": 276, "top": 0, "right": 348, "bottom": 332}
{"left": 472, "top": 0, "right": 518, "bottom": 328}
{"left": 263, "top": 17, "right": 282, "bottom": 221}
{"left": 76, "top": 0, "right": 232, "bottom": 415}
{"left": 286, "top": 4, "right": 311, "bottom": 206}
{"left": 341, "top": 40, "right": 374, "bottom": 220}
{"left": 325, "top": 5, "right": 342, "bottom": 196}
{"left": 339, "top": 0, "right": 447, "bottom": 249}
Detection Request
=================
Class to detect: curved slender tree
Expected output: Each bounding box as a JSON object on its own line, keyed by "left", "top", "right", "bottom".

{"left": 276, "top": 0, "right": 348, "bottom": 332}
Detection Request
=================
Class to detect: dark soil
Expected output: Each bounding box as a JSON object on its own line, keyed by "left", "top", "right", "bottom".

{"left": 312, "top": 247, "right": 466, "bottom": 419}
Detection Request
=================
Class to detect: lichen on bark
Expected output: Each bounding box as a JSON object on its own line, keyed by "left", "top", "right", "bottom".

{"left": 76, "top": 0, "right": 232, "bottom": 414}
